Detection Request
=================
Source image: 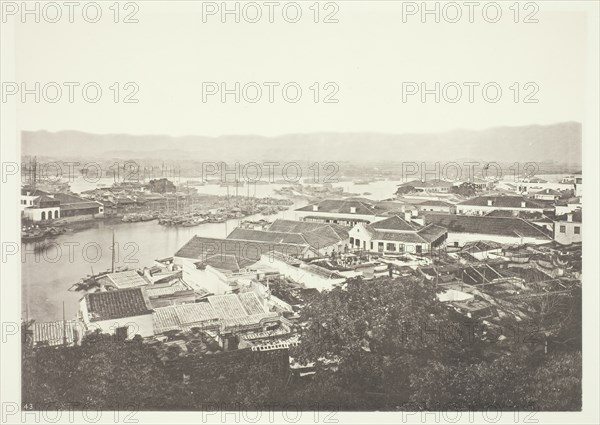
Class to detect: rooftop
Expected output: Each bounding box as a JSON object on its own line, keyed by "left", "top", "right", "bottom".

{"left": 371, "top": 215, "right": 419, "bottom": 232}
{"left": 152, "top": 292, "right": 278, "bottom": 334}
{"left": 458, "top": 196, "right": 546, "bottom": 209}
{"left": 84, "top": 288, "right": 153, "bottom": 322}
{"left": 398, "top": 179, "right": 454, "bottom": 188}
{"left": 296, "top": 199, "right": 384, "bottom": 215}
{"left": 102, "top": 270, "right": 150, "bottom": 289}
{"left": 32, "top": 320, "right": 78, "bottom": 347}
{"left": 227, "top": 228, "right": 308, "bottom": 246}
{"left": 60, "top": 201, "right": 102, "bottom": 211}
{"left": 416, "top": 200, "right": 455, "bottom": 207}
{"left": 175, "top": 236, "right": 307, "bottom": 269}
{"left": 424, "top": 213, "right": 552, "bottom": 240}
{"left": 267, "top": 219, "right": 349, "bottom": 240}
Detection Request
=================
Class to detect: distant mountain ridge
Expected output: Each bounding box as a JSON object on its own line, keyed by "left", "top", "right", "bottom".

{"left": 21, "top": 122, "right": 582, "bottom": 165}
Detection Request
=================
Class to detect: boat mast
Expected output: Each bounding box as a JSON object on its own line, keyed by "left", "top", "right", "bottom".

{"left": 111, "top": 230, "right": 116, "bottom": 273}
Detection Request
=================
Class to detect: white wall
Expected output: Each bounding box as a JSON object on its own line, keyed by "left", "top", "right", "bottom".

{"left": 295, "top": 210, "right": 377, "bottom": 225}
{"left": 174, "top": 256, "right": 232, "bottom": 294}
{"left": 553, "top": 221, "right": 582, "bottom": 245}
{"left": 446, "top": 232, "right": 549, "bottom": 247}
{"left": 257, "top": 256, "right": 345, "bottom": 292}
{"left": 79, "top": 299, "right": 154, "bottom": 338}
{"left": 457, "top": 205, "right": 545, "bottom": 215}
{"left": 23, "top": 207, "right": 60, "bottom": 222}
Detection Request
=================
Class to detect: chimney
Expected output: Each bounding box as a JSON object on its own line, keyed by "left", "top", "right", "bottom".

{"left": 350, "top": 206, "right": 357, "bottom": 214}
{"left": 487, "top": 199, "right": 493, "bottom": 206}
{"left": 567, "top": 213, "right": 573, "bottom": 222}
{"left": 404, "top": 211, "right": 412, "bottom": 222}
{"left": 521, "top": 201, "right": 526, "bottom": 208}
{"left": 312, "top": 205, "right": 319, "bottom": 212}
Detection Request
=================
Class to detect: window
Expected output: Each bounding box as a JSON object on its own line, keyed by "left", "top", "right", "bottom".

{"left": 378, "top": 242, "right": 384, "bottom": 252}
{"left": 386, "top": 243, "right": 396, "bottom": 251}
{"left": 560, "top": 225, "right": 566, "bottom": 233}
{"left": 574, "top": 226, "right": 580, "bottom": 234}
{"left": 115, "top": 326, "right": 129, "bottom": 341}
{"left": 370, "top": 242, "right": 373, "bottom": 250}
{"left": 454, "top": 242, "right": 459, "bottom": 247}
{"left": 416, "top": 245, "right": 422, "bottom": 254}
{"left": 349, "top": 237, "right": 354, "bottom": 245}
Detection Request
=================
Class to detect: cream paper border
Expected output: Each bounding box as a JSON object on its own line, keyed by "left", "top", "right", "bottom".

{"left": 1, "top": 1, "right": 598, "bottom": 424}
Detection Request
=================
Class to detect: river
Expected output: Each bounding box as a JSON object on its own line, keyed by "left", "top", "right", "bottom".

{"left": 23, "top": 174, "right": 567, "bottom": 322}
{"left": 23, "top": 176, "right": 402, "bottom": 322}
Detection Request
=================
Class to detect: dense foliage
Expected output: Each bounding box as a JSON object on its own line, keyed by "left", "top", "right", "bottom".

{"left": 147, "top": 178, "right": 176, "bottom": 193}
{"left": 23, "top": 277, "right": 582, "bottom": 411}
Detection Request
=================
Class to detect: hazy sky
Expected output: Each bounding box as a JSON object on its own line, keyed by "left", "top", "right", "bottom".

{"left": 9, "top": 1, "right": 592, "bottom": 137}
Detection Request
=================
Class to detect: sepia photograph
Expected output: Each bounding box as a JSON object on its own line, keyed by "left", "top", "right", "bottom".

{"left": 1, "top": 1, "right": 599, "bottom": 424}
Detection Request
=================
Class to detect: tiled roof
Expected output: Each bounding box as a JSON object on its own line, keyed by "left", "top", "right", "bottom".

{"left": 302, "top": 215, "right": 371, "bottom": 223}
{"left": 458, "top": 196, "right": 546, "bottom": 209}
{"left": 60, "top": 201, "right": 102, "bottom": 211}
{"left": 209, "top": 294, "right": 254, "bottom": 319}
{"left": 364, "top": 227, "right": 429, "bottom": 244}
{"left": 175, "top": 236, "right": 307, "bottom": 267}
{"left": 417, "top": 200, "right": 454, "bottom": 207}
{"left": 145, "top": 280, "right": 193, "bottom": 298}
{"left": 267, "top": 219, "right": 349, "bottom": 240}
{"left": 301, "top": 229, "right": 345, "bottom": 250}
{"left": 84, "top": 288, "right": 152, "bottom": 322}
{"left": 222, "top": 312, "right": 279, "bottom": 330}
{"left": 21, "top": 188, "right": 51, "bottom": 197}
{"left": 424, "top": 213, "right": 551, "bottom": 239}
{"left": 52, "top": 193, "right": 88, "bottom": 204}
{"left": 32, "top": 320, "right": 78, "bottom": 347}
{"left": 484, "top": 210, "right": 553, "bottom": 222}
{"left": 227, "top": 228, "right": 308, "bottom": 246}
{"left": 296, "top": 199, "right": 384, "bottom": 215}
{"left": 371, "top": 215, "right": 418, "bottom": 231}
{"left": 417, "top": 224, "right": 448, "bottom": 243}
{"left": 103, "top": 270, "right": 149, "bottom": 289}
{"left": 152, "top": 302, "right": 220, "bottom": 333}
{"left": 151, "top": 293, "right": 277, "bottom": 332}
{"left": 238, "top": 292, "right": 268, "bottom": 315}
{"left": 197, "top": 254, "right": 245, "bottom": 272}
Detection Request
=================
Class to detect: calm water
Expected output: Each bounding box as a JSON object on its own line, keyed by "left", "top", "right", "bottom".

{"left": 25, "top": 174, "right": 566, "bottom": 322}
{"left": 22, "top": 196, "right": 309, "bottom": 322}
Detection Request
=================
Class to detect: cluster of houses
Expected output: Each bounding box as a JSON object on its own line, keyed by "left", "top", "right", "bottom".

{"left": 28, "top": 172, "right": 582, "bottom": 363}
{"left": 21, "top": 187, "right": 104, "bottom": 223}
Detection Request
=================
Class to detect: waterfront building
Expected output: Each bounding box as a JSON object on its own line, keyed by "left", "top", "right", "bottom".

{"left": 553, "top": 211, "right": 582, "bottom": 245}
{"left": 424, "top": 213, "right": 552, "bottom": 247}
{"left": 294, "top": 199, "right": 388, "bottom": 227}
{"left": 79, "top": 287, "right": 155, "bottom": 339}
{"left": 414, "top": 200, "right": 456, "bottom": 214}
{"left": 456, "top": 195, "right": 548, "bottom": 215}
{"left": 348, "top": 214, "right": 447, "bottom": 255}
{"left": 53, "top": 193, "right": 104, "bottom": 219}
{"left": 173, "top": 236, "right": 310, "bottom": 295}
{"left": 21, "top": 188, "right": 61, "bottom": 222}
{"left": 227, "top": 219, "right": 349, "bottom": 257}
